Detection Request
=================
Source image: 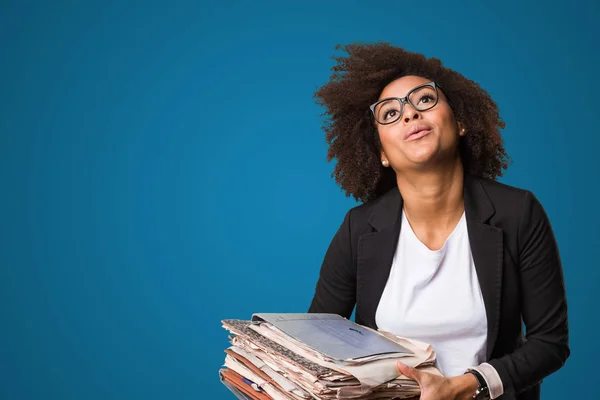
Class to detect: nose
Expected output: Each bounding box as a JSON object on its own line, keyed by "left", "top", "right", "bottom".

{"left": 402, "top": 101, "right": 421, "bottom": 123}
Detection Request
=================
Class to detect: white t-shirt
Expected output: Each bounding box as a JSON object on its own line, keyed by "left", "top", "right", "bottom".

{"left": 375, "top": 210, "right": 488, "bottom": 377}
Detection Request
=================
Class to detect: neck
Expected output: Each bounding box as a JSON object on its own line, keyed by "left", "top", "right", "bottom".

{"left": 396, "top": 158, "right": 465, "bottom": 227}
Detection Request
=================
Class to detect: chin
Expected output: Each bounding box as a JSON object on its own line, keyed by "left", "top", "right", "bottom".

{"left": 407, "top": 147, "right": 438, "bottom": 164}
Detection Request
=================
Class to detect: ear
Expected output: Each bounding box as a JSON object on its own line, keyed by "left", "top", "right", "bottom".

{"left": 457, "top": 121, "right": 467, "bottom": 137}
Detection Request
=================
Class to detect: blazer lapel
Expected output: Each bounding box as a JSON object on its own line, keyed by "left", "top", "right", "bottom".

{"left": 464, "top": 175, "right": 503, "bottom": 360}
{"left": 356, "top": 188, "right": 403, "bottom": 329}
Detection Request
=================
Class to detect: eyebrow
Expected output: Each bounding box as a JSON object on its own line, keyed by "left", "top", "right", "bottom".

{"left": 377, "top": 100, "right": 400, "bottom": 108}
{"left": 379, "top": 82, "right": 433, "bottom": 101}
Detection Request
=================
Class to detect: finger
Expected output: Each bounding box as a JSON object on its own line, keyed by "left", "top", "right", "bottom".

{"left": 396, "top": 362, "right": 422, "bottom": 382}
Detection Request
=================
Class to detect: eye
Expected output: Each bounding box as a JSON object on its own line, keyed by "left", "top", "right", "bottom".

{"left": 383, "top": 109, "right": 398, "bottom": 120}
{"left": 418, "top": 94, "right": 435, "bottom": 104}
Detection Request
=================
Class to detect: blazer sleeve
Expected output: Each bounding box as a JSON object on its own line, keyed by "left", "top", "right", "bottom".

{"left": 308, "top": 209, "right": 356, "bottom": 319}
{"left": 488, "top": 191, "right": 570, "bottom": 395}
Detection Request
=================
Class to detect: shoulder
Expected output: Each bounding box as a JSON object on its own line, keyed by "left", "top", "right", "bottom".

{"left": 469, "top": 175, "right": 551, "bottom": 238}
{"left": 472, "top": 175, "right": 531, "bottom": 203}
{"left": 344, "top": 186, "right": 401, "bottom": 232}
{"left": 471, "top": 175, "right": 544, "bottom": 216}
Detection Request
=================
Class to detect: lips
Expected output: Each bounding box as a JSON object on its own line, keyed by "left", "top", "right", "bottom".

{"left": 404, "top": 124, "right": 433, "bottom": 141}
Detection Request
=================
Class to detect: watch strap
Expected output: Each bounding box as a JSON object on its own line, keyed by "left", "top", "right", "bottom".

{"left": 465, "top": 369, "right": 490, "bottom": 399}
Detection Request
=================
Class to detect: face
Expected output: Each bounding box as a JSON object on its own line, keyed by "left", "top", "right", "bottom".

{"left": 374, "top": 75, "right": 465, "bottom": 172}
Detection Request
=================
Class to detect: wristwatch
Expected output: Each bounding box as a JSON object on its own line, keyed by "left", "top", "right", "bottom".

{"left": 465, "top": 369, "right": 490, "bottom": 400}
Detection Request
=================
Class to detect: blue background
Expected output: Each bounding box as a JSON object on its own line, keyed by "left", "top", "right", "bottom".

{"left": 1, "top": 0, "right": 598, "bottom": 398}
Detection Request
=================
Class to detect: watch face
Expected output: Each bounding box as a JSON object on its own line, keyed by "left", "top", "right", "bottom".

{"left": 474, "top": 388, "right": 491, "bottom": 400}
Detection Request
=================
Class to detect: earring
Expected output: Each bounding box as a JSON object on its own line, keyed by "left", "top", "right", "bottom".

{"left": 462, "top": 128, "right": 466, "bottom": 133}
{"left": 382, "top": 160, "right": 389, "bottom": 167}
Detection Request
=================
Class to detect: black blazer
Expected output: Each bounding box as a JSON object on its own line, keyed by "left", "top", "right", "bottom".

{"left": 308, "top": 174, "right": 569, "bottom": 400}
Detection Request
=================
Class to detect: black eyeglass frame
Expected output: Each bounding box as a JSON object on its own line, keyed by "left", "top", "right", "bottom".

{"left": 369, "top": 81, "right": 441, "bottom": 125}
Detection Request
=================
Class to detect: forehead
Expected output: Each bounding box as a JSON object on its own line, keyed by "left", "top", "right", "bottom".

{"left": 379, "top": 75, "right": 431, "bottom": 100}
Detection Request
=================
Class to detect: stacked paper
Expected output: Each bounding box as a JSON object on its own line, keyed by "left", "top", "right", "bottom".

{"left": 219, "top": 313, "right": 441, "bottom": 399}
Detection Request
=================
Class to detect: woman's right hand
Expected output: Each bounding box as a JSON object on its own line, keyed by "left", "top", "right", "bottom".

{"left": 397, "top": 362, "right": 479, "bottom": 400}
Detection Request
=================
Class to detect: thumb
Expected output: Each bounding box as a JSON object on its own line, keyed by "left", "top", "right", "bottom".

{"left": 396, "top": 361, "right": 422, "bottom": 382}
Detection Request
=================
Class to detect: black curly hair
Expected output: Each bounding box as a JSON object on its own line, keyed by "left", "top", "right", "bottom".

{"left": 314, "top": 42, "right": 510, "bottom": 203}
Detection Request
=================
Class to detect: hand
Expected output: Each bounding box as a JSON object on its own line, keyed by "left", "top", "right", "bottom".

{"left": 396, "top": 362, "right": 479, "bottom": 400}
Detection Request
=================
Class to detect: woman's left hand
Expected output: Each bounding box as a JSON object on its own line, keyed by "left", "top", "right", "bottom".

{"left": 396, "top": 362, "right": 479, "bottom": 400}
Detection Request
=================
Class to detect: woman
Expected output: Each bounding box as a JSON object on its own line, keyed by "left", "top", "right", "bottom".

{"left": 308, "top": 43, "right": 569, "bottom": 400}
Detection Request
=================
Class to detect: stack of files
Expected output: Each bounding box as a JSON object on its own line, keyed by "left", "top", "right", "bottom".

{"left": 219, "top": 313, "right": 441, "bottom": 400}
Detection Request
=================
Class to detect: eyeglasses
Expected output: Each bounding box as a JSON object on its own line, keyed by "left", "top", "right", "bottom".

{"left": 369, "top": 81, "right": 440, "bottom": 125}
